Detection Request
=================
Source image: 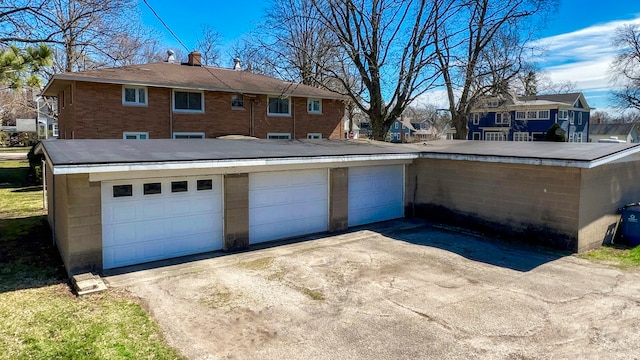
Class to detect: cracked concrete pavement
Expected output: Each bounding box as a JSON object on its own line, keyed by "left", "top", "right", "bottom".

{"left": 106, "top": 219, "right": 640, "bottom": 360}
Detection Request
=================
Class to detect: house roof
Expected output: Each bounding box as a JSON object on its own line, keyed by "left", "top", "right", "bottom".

{"left": 589, "top": 123, "right": 637, "bottom": 136}
{"left": 518, "top": 93, "right": 582, "bottom": 105}
{"left": 42, "top": 62, "right": 346, "bottom": 100}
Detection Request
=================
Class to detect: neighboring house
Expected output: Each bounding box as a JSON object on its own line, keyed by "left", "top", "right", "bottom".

{"left": 42, "top": 51, "right": 346, "bottom": 140}
{"left": 37, "top": 96, "right": 58, "bottom": 139}
{"left": 344, "top": 120, "right": 360, "bottom": 139}
{"left": 589, "top": 123, "right": 640, "bottom": 143}
{"left": 468, "top": 92, "right": 591, "bottom": 142}
{"left": 389, "top": 117, "right": 416, "bottom": 142}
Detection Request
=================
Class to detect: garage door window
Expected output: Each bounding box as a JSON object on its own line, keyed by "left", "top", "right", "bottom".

{"left": 197, "top": 179, "right": 213, "bottom": 191}
{"left": 171, "top": 181, "right": 188, "bottom": 193}
{"left": 143, "top": 182, "right": 162, "bottom": 195}
{"left": 112, "top": 184, "right": 132, "bottom": 198}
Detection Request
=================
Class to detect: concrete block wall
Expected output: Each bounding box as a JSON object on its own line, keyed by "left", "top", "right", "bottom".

{"left": 224, "top": 174, "right": 249, "bottom": 251}
{"left": 578, "top": 160, "right": 640, "bottom": 251}
{"left": 57, "top": 81, "right": 344, "bottom": 140}
{"left": 329, "top": 168, "right": 349, "bottom": 232}
{"left": 408, "top": 158, "right": 582, "bottom": 251}
{"left": 53, "top": 174, "right": 102, "bottom": 275}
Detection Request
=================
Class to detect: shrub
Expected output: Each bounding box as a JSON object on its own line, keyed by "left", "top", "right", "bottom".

{"left": 27, "top": 142, "right": 43, "bottom": 185}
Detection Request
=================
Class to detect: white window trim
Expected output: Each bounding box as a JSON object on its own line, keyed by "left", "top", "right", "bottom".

{"left": 123, "top": 132, "right": 149, "bottom": 140}
{"left": 515, "top": 111, "right": 526, "bottom": 120}
{"left": 307, "top": 98, "right": 322, "bottom": 114}
{"left": 267, "top": 132, "right": 292, "bottom": 139}
{"left": 485, "top": 132, "right": 506, "bottom": 141}
{"left": 52, "top": 124, "right": 59, "bottom": 137}
{"left": 307, "top": 133, "right": 322, "bottom": 139}
{"left": 122, "top": 86, "right": 148, "bottom": 106}
{"left": 172, "top": 132, "right": 205, "bottom": 139}
{"left": 558, "top": 110, "right": 568, "bottom": 120}
{"left": 173, "top": 89, "right": 205, "bottom": 113}
{"left": 578, "top": 112, "right": 583, "bottom": 125}
{"left": 472, "top": 132, "right": 481, "bottom": 140}
{"left": 495, "top": 112, "right": 510, "bottom": 125}
{"left": 267, "top": 96, "right": 291, "bottom": 117}
{"left": 538, "top": 110, "right": 550, "bottom": 120}
{"left": 472, "top": 113, "right": 480, "bottom": 125}
{"left": 513, "top": 132, "right": 529, "bottom": 141}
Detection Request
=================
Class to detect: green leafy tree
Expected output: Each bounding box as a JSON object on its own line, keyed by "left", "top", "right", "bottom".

{"left": 0, "top": 44, "right": 52, "bottom": 89}
{"left": 545, "top": 123, "right": 566, "bottom": 142}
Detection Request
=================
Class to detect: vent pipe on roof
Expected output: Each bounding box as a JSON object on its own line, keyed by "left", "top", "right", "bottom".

{"left": 187, "top": 50, "right": 202, "bottom": 66}
{"left": 233, "top": 58, "right": 241, "bottom": 71}
{"left": 167, "top": 50, "right": 175, "bottom": 63}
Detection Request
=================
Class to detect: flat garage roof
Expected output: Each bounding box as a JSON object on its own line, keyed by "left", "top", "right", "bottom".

{"left": 38, "top": 139, "right": 640, "bottom": 174}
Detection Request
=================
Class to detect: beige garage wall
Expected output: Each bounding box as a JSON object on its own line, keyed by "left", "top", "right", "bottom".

{"left": 408, "top": 158, "right": 581, "bottom": 250}
{"left": 579, "top": 160, "right": 640, "bottom": 251}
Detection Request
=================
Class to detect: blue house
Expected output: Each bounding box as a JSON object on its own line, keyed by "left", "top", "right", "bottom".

{"left": 388, "top": 118, "right": 415, "bottom": 142}
{"left": 468, "top": 93, "right": 591, "bottom": 142}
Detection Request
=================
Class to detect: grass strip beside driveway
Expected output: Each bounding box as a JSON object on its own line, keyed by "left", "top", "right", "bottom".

{"left": 0, "top": 160, "right": 184, "bottom": 360}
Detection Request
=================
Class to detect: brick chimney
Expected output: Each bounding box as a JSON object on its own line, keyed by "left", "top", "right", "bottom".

{"left": 187, "top": 50, "right": 202, "bottom": 66}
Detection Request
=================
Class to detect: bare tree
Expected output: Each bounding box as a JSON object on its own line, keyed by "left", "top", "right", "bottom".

{"left": 1, "top": 0, "right": 161, "bottom": 73}
{"left": 308, "top": 0, "right": 443, "bottom": 140}
{"left": 405, "top": 104, "right": 451, "bottom": 140}
{"left": 196, "top": 25, "right": 222, "bottom": 66}
{"left": 611, "top": 24, "right": 640, "bottom": 112}
{"left": 434, "top": 0, "right": 554, "bottom": 139}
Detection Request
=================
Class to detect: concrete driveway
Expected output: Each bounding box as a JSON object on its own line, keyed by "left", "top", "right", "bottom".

{"left": 106, "top": 219, "right": 640, "bottom": 360}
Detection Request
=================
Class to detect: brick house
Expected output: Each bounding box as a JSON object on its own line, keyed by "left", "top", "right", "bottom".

{"left": 42, "top": 51, "right": 346, "bottom": 140}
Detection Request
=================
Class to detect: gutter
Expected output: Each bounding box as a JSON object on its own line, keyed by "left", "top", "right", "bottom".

{"left": 49, "top": 153, "right": 421, "bottom": 175}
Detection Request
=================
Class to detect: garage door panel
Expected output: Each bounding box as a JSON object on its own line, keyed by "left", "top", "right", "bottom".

{"left": 249, "top": 169, "right": 328, "bottom": 244}
{"left": 102, "top": 176, "right": 224, "bottom": 269}
{"left": 348, "top": 165, "right": 404, "bottom": 227}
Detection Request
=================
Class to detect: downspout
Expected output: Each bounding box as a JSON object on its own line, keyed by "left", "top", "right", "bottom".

{"left": 292, "top": 98, "right": 296, "bottom": 139}
{"left": 250, "top": 98, "right": 254, "bottom": 137}
{"left": 169, "top": 89, "right": 173, "bottom": 138}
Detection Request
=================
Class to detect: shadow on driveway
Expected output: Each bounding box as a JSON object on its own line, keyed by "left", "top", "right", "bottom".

{"left": 360, "top": 218, "right": 567, "bottom": 272}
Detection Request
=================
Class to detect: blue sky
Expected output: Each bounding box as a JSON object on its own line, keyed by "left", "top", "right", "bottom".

{"left": 140, "top": 0, "right": 640, "bottom": 111}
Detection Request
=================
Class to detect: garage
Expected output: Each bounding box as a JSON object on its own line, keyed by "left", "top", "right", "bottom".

{"left": 102, "top": 176, "right": 224, "bottom": 269}
{"left": 348, "top": 165, "right": 404, "bottom": 226}
{"left": 249, "top": 169, "right": 328, "bottom": 244}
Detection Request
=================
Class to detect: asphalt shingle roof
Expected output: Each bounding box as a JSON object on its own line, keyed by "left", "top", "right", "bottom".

{"left": 43, "top": 62, "right": 345, "bottom": 100}
{"left": 589, "top": 123, "right": 637, "bottom": 135}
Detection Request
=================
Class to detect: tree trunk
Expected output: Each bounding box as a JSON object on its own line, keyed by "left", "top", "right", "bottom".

{"left": 452, "top": 111, "right": 469, "bottom": 140}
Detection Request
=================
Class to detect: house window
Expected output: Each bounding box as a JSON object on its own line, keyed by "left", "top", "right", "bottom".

{"left": 307, "top": 98, "right": 322, "bottom": 114}
{"left": 123, "top": 132, "right": 148, "bottom": 140}
{"left": 267, "top": 133, "right": 291, "bottom": 139}
{"left": 307, "top": 133, "right": 322, "bottom": 139}
{"left": 531, "top": 132, "right": 545, "bottom": 141}
{"left": 527, "top": 111, "right": 538, "bottom": 119}
{"left": 538, "top": 110, "right": 549, "bottom": 119}
{"left": 171, "top": 181, "right": 188, "bottom": 193}
{"left": 578, "top": 112, "right": 583, "bottom": 125}
{"left": 570, "top": 112, "right": 575, "bottom": 125}
{"left": 485, "top": 132, "right": 506, "bottom": 141}
{"left": 231, "top": 94, "right": 244, "bottom": 109}
{"left": 472, "top": 113, "right": 480, "bottom": 125}
{"left": 197, "top": 179, "right": 213, "bottom": 191}
{"left": 267, "top": 96, "right": 290, "bottom": 116}
{"left": 52, "top": 124, "right": 59, "bottom": 137}
{"left": 558, "top": 110, "right": 568, "bottom": 120}
{"left": 112, "top": 184, "right": 132, "bottom": 198}
{"left": 513, "top": 132, "right": 529, "bottom": 141}
{"left": 173, "top": 132, "right": 205, "bottom": 139}
{"left": 174, "top": 90, "right": 204, "bottom": 112}
{"left": 495, "top": 113, "right": 510, "bottom": 125}
{"left": 487, "top": 101, "right": 499, "bottom": 108}
{"left": 143, "top": 182, "right": 162, "bottom": 195}
{"left": 515, "top": 111, "right": 526, "bottom": 120}
{"left": 394, "top": 122, "right": 399, "bottom": 129}
{"left": 472, "top": 132, "right": 481, "bottom": 140}
{"left": 576, "top": 133, "right": 583, "bottom": 142}
{"left": 123, "top": 86, "right": 147, "bottom": 105}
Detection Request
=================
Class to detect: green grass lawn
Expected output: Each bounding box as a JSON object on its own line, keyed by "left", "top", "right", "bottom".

{"left": 578, "top": 245, "right": 640, "bottom": 268}
{"left": 0, "top": 160, "right": 184, "bottom": 360}
{"left": 0, "top": 146, "right": 30, "bottom": 152}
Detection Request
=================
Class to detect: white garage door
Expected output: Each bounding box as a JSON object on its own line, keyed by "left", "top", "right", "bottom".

{"left": 348, "top": 165, "right": 404, "bottom": 226}
{"left": 249, "top": 169, "right": 328, "bottom": 244}
{"left": 102, "top": 176, "right": 223, "bottom": 269}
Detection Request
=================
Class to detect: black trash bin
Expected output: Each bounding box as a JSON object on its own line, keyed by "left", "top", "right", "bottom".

{"left": 620, "top": 204, "right": 640, "bottom": 247}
